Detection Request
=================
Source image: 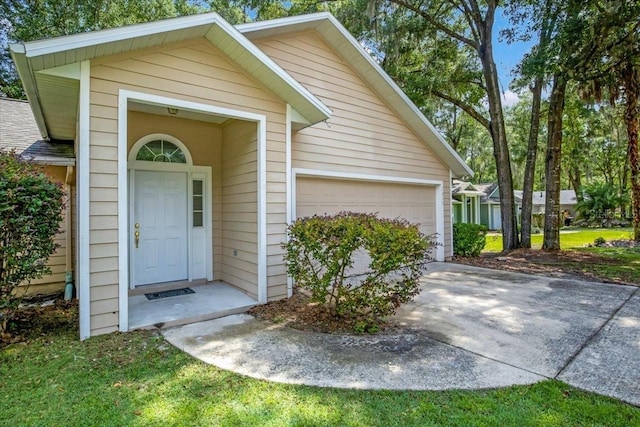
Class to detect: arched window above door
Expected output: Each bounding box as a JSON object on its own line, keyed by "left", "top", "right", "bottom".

{"left": 136, "top": 139, "right": 186, "bottom": 163}
{"left": 129, "top": 133, "right": 193, "bottom": 166}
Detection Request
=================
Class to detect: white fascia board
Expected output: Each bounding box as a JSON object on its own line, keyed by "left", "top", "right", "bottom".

{"left": 17, "top": 14, "right": 220, "bottom": 58}
{"left": 9, "top": 46, "right": 49, "bottom": 140}
{"left": 208, "top": 19, "right": 331, "bottom": 124}
{"left": 239, "top": 13, "right": 473, "bottom": 178}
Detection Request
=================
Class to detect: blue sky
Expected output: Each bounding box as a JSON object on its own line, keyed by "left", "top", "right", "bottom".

{"left": 493, "top": 11, "right": 535, "bottom": 106}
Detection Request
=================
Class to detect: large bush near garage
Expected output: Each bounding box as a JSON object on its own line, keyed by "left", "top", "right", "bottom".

{"left": 283, "top": 212, "right": 435, "bottom": 331}
{"left": 453, "top": 223, "right": 487, "bottom": 257}
{"left": 0, "top": 150, "right": 64, "bottom": 334}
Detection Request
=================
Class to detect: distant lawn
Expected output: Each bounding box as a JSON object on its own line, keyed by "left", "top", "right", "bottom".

{"left": 484, "top": 228, "right": 635, "bottom": 252}
{"left": 1, "top": 328, "right": 639, "bottom": 426}
{"left": 480, "top": 228, "right": 640, "bottom": 284}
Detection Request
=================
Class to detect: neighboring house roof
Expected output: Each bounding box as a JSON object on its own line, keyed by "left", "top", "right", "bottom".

{"left": 452, "top": 179, "right": 484, "bottom": 196}
{"left": 9, "top": 13, "right": 331, "bottom": 141}
{"left": 0, "top": 97, "right": 74, "bottom": 166}
{"left": 513, "top": 189, "right": 578, "bottom": 206}
{"left": 238, "top": 13, "right": 472, "bottom": 178}
{"left": 475, "top": 183, "right": 499, "bottom": 203}
{"left": 529, "top": 190, "right": 578, "bottom": 206}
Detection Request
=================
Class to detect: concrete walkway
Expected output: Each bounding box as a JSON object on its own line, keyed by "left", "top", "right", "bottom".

{"left": 162, "top": 263, "right": 640, "bottom": 406}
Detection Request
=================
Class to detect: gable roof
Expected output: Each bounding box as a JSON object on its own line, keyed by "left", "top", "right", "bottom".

{"left": 452, "top": 180, "right": 484, "bottom": 196}
{"left": 9, "top": 13, "right": 331, "bottom": 141}
{"left": 238, "top": 13, "right": 472, "bottom": 178}
{"left": 0, "top": 98, "right": 74, "bottom": 166}
{"left": 512, "top": 190, "right": 577, "bottom": 206}
{"left": 475, "top": 183, "right": 499, "bottom": 202}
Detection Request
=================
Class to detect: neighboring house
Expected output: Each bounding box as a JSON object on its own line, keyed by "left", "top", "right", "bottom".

{"left": 8, "top": 12, "right": 471, "bottom": 339}
{"left": 514, "top": 190, "right": 578, "bottom": 216}
{"left": 475, "top": 185, "right": 578, "bottom": 230}
{"left": 451, "top": 180, "right": 482, "bottom": 225}
{"left": 0, "top": 98, "right": 75, "bottom": 296}
{"left": 476, "top": 183, "right": 502, "bottom": 230}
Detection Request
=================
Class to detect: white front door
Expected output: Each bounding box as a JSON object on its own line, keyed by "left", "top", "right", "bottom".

{"left": 132, "top": 170, "right": 188, "bottom": 286}
{"left": 492, "top": 205, "right": 502, "bottom": 230}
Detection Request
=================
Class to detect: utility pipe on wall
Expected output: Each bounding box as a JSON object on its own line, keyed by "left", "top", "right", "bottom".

{"left": 64, "top": 165, "right": 74, "bottom": 301}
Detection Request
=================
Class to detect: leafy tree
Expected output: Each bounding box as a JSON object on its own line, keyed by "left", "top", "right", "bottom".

{"left": 504, "top": 0, "right": 558, "bottom": 248}
{"left": 367, "top": 0, "right": 520, "bottom": 251}
{"left": 511, "top": 0, "right": 639, "bottom": 249}
{"left": 0, "top": 151, "right": 64, "bottom": 334}
{"left": 575, "top": 182, "right": 629, "bottom": 224}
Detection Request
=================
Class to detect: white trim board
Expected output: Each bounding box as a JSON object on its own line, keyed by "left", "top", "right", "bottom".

{"left": 285, "top": 105, "right": 293, "bottom": 298}
{"left": 292, "top": 168, "right": 445, "bottom": 261}
{"left": 116, "top": 89, "right": 268, "bottom": 332}
{"left": 78, "top": 60, "right": 91, "bottom": 340}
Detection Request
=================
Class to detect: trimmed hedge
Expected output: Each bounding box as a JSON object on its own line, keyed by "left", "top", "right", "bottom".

{"left": 283, "top": 212, "right": 436, "bottom": 331}
{"left": 453, "top": 223, "right": 487, "bottom": 257}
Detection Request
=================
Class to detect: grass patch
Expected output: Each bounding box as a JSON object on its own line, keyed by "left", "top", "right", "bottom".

{"left": 1, "top": 326, "right": 639, "bottom": 426}
{"left": 484, "top": 228, "right": 635, "bottom": 252}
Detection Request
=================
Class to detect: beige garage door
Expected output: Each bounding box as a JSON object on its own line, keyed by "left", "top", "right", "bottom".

{"left": 296, "top": 177, "right": 436, "bottom": 237}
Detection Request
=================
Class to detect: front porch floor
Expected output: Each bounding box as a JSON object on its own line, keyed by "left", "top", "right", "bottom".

{"left": 128, "top": 281, "right": 258, "bottom": 330}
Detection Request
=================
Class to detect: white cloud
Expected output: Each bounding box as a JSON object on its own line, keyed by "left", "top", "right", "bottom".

{"left": 501, "top": 90, "right": 520, "bottom": 107}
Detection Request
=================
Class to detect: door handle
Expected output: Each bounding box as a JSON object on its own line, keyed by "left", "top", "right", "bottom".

{"left": 134, "top": 230, "right": 140, "bottom": 248}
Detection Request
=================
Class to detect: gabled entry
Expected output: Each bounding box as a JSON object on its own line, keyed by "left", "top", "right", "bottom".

{"left": 128, "top": 134, "right": 211, "bottom": 289}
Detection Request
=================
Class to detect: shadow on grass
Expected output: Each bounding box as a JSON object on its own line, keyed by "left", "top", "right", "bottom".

{"left": 1, "top": 328, "right": 639, "bottom": 426}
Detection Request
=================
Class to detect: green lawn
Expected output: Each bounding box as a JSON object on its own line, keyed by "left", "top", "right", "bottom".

{"left": 1, "top": 327, "right": 639, "bottom": 426}
{"left": 484, "top": 228, "right": 636, "bottom": 252}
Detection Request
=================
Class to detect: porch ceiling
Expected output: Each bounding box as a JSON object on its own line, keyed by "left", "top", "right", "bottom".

{"left": 128, "top": 101, "right": 229, "bottom": 125}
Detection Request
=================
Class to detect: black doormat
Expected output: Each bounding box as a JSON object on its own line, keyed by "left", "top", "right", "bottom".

{"left": 145, "top": 287, "right": 195, "bottom": 301}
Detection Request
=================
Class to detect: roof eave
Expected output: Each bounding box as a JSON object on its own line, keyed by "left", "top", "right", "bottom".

{"left": 11, "top": 13, "right": 331, "bottom": 136}
{"left": 9, "top": 45, "right": 50, "bottom": 140}
{"left": 239, "top": 13, "right": 473, "bottom": 178}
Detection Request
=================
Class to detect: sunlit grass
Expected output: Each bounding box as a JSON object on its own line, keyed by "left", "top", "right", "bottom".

{"left": 484, "top": 228, "right": 635, "bottom": 252}
{"left": 1, "top": 329, "right": 639, "bottom": 426}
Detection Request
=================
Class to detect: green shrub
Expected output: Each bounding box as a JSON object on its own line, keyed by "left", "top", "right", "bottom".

{"left": 0, "top": 150, "right": 64, "bottom": 333}
{"left": 594, "top": 237, "right": 606, "bottom": 247}
{"left": 283, "top": 212, "right": 435, "bottom": 331}
{"left": 453, "top": 223, "right": 487, "bottom": 257}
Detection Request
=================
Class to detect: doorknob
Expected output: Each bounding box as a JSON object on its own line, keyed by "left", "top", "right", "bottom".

{"left": 134, "top": 230, "right": 140, "bottom": 248}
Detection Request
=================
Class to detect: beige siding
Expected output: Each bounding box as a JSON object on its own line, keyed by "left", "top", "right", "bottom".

{"left": 18, "top": 165, "right": 75, "bottom": 297}
{"left": 221, "top": 120, "right": 258, "bottom": 297}
{"left": 88, "top": 38, "right": 287, "bottom": 335}
{"left": 253, "top": 31, "right": 453, "bottom": 255}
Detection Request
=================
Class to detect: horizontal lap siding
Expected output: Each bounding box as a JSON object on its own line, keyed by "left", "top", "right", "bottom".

{"left": 221, "top": 120, "right": 258, "bottom": 297}
{"left": 88, "top": 38, "right": 286, "bottom": 335}
{"left": 253, "top": 31, "right": 453, "bottom": 255}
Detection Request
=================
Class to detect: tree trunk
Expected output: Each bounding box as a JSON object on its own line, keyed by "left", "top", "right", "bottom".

{"left": 623, "top": 63, "right": 640, "bottom": 241}
{"left": 478, "top": 12, "right": 519, "bottom": 251}
{"left": 521, "top": 77, "right": 543, "bottom": 248}
{"left": 567, "top": 165, "right": 582, "bottom": 201}
{"left": 543, "top": 74, "right": 567, "bottom": 250}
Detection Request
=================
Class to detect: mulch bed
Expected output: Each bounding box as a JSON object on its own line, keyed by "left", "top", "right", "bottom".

{"left": 248, "top": 292, "right": 386, "bottom": 334}
{"left": 1, "top": 297, "right": 78, "bottom": 347}
{"left": 452, "top": 247, "right": 637, "bottom": 285}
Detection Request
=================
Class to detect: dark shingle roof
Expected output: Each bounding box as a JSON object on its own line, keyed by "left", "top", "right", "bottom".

{"left": 0, "top": 98, "right": 74, "bottom": 165}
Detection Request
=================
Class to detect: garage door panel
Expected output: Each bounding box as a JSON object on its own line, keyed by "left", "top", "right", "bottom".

{"left": 296, "top": 177, "right": 436, "bottom": 237}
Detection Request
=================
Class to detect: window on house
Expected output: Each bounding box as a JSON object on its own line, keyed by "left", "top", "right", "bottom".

{"left": 193, "top": 180, "right": 204, "bottom": 227}
{"left": 136, "top": 140, "right": 186, "bottom": 163}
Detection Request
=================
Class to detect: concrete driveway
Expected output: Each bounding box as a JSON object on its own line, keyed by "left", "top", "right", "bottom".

{"left": 163, "top": 263, "right": 640, "bottom": 406}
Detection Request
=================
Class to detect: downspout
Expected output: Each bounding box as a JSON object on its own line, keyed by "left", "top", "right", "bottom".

{"left": 64, "top": 165, "right": 74, "bottom": 300}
